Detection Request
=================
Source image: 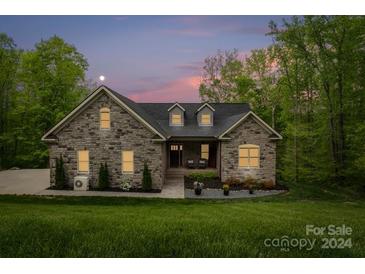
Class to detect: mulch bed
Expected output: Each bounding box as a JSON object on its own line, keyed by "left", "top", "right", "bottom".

{"left": 184, "top": 176, "right": 288, "bottom": 191}
{"left": 184, "top": 176, "right": 222, "bottom": 189}
{"left": 90, "top": 187, "right": 161, "bottom": 193}
{"left": 47, "top": 186, "right": 74, "bottom": 190}
{"left": 48, "top": 186, "right": 161, "bottom": 193}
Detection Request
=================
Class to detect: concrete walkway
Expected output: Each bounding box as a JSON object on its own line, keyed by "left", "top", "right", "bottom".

{"left": 0, "top": 169, "right": 50, "bottom": 195}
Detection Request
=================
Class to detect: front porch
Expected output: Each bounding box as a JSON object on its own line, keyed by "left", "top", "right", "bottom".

{"left": 166, "top": 140, "right": 220, "bottom": 174}
{"left": 166, "top": 168, "right": 218, "bottom": 177}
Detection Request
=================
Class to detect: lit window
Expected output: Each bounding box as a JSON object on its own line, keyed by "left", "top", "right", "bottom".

{"left": 100, "top": 107, "right": 110, "bottom": 129}
{"left": 201, "top": 114, "right": 211, "bottom": 125}
{"left": 239, "top": 144, "right": 259, "bottom": 168}
{"left": 201, "top": 144, "right": 209, "bottom": 160}
{"left": 122, "top": 151, "right": 134, "bottom": 173}
{"left": 78, "top": 150, "right": 89, "bottom": 172}
{"left": 171, "top": 114, "right": 182, "bottom": 125}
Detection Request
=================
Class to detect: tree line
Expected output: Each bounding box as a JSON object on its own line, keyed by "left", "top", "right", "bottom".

{"left": 0, "top": 34, "right": 91, "bottom": 169}
{"left": 200, "top": 16, "right": 365, "bottom": 186}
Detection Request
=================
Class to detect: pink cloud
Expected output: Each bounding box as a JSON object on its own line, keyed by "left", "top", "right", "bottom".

{"left": 128, "top": 76, "right": 202, "bottom": 103}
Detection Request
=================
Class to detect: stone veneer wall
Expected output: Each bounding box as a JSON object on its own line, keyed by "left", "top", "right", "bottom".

{"left": 221, "top": 115, "right": 277, "bottom": 184}
{"left": 48, "top": 91, "right": 164, "bottom": 189}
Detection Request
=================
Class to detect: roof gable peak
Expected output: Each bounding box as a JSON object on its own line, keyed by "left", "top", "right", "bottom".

{"left": 196, "top": 102, "right": 215, "bottom": 113}
{"left": 167, "top": 102, "right": 186, "bottom": 112}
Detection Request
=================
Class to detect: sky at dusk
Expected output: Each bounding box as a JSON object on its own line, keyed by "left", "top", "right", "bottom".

{"left": 0, "top": 16, "right": 288, "bottom": 102}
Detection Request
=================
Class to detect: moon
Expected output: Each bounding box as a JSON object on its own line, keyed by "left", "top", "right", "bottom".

{"left": 99, "top": 75, "right": 105, "bottom": 81}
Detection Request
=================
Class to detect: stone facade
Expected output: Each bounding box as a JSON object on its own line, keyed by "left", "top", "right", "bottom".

{"left": 48, "top": 91, "right": 164, "bottom": 190}
{"left": 220, "top": 115, "right": 277, "bottom": 184}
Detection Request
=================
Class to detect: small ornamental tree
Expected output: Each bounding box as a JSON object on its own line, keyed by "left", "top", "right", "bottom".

{"left": 98, "top": 162, "right": 110, "bottom": 190}
{"left": 142, "top": 162, "right": 152, "bottom": 191}
{"left": 55, "top": 155, "right": 66, "bottom": 189}
{"left": 104, "top": 162, "right": 109, "bottom": 187}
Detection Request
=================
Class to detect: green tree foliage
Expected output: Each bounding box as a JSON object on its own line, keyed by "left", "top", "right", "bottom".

{"left": 0, "top": 35, "right": 89, "bottom": 168}
{"left": 199, "top": 49, "right": 255, "bottom": 103}
{"left": 0, "top": 33, "right": 20, "bottom": 169}
{"left": 142, "top": 162, "right": 152, "bottom": 191}
{"left": 199, "top": 16, "right": 365, "bottom": 187}
{"left": 270, "top": 16, "right": 365, "bottom": 184}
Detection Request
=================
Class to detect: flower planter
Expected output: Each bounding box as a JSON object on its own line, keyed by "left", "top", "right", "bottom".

{"left": 223, "top": 189, "right": 229, "bottom": 196}
{"left": 195, "top": 188, "right": 202, "bottom": 195}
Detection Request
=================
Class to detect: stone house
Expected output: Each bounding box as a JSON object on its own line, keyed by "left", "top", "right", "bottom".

{"left": 42, "top": 85, "right": 282, "bottom": 190}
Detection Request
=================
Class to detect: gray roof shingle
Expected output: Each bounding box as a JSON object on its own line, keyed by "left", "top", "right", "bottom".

{"left": 107, "top": 87, "right": 250, "bottom": 139}
{"left": 138, "top": 103, "right": 250, "bottom": 138}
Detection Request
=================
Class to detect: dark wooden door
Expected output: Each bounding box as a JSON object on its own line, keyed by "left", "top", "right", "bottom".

{"left": 170, "top": 144, "right": 183, "bottom": 168}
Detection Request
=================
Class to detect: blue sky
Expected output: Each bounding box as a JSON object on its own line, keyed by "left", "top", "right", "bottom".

{"left": 0, "top": 16, "right": 287, "bottom": 102}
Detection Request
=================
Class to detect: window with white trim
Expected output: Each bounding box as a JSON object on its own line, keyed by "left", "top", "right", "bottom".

{"left": 100, "top": 107, "right": 110, "bottom": 129}
{"left": 122, "top": 151, "right": 134, "bottom": 173}
{"left": 78, "top": 150, "right": 89, "bottom": 172}
{"left": 239, "top": 144, "right": 259, "bottom": 168}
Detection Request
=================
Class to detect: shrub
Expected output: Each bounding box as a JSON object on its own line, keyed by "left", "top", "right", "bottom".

{"left": 120, "top": 178, "right": 132, "bottom": 191}
{"left": 98, "top": 162, "right": 110, "bottom": 190}
{"left": 243, "top": 175, "right": 257, "bottom": 188}
{"left": 55, "top": 155, "right": 66, "bottom": 189}
{"left": 142, "top": 162, "right": 152, "bottom": 191}
{"left": 224, "top": 177, "right": 241, "bottom": 186}
{"left": 223, "top": 184, "right": 229, "bottom": 191}
{"left": 263, "top": 179, "right": 275, "bottom": 190}
{"left": 188, "top": 171, "right": 217, "bottom": 182}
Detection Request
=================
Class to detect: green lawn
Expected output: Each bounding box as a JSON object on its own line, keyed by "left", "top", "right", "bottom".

{"left": 0, "top": 189, "right": 364, "bottom": 257}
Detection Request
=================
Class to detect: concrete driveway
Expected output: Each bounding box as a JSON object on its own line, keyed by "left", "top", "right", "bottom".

{"left": 0, "top": 169, "right": 49, "bottom": 195}
{"left": 0, "top": 169, "right": 184, "bottom": 198}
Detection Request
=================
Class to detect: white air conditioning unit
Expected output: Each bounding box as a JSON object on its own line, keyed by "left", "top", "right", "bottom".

{"left": 73, "top": 176, "right": 89, "bottom": 191}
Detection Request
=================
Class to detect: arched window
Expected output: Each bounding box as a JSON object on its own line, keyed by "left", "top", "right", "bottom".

{"left": 239, "top": 144, "right": 260, "bottom": 168}
{"left": 100, "top": 107, "right": 110, "bottom": 129}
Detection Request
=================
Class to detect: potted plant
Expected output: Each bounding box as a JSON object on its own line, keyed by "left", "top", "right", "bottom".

{"left": 193, "top": 181, "right": 204, "bottom": 195}
{"left": 248, "top": 184, "right": 254, "bottom": 194}
{"left": 223, "top": 184, "right": 229, "bottom": 196}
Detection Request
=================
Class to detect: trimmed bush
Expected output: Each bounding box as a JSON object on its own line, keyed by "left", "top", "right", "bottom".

{"left": 224, "top": 177, "right": 241, "bottom": 186}
{"left": 55, "top": 155, "right": 66, "bottom": 189}
{"left": 243, "top": 176, "right": 257, "bottom": 188}
{"left": 188, "top": 171, "right": 217, "bottom": 182}
{"left": 263, "top": 179, "right": 275, "bottom": 190}
{"left": 98, "top": 162, "right": 110, "bottom": 190}
{"left": 142, "top": 162, "right": 152, "bottom": 191}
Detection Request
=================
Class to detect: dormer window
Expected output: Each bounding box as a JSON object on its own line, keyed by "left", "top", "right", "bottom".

{"left": 171, "top": 114, "right": 182, "bottom": 125}
{"left": 168, "top": 102, "right": 185, "bottom": 126}
{"left": 196, "top": 103, "right": 214, "bottom": 127}
{"left": 201, "top": 114, "right": 211, "bottom": 125}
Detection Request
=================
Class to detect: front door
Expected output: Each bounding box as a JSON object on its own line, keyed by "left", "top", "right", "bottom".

{"left": 170, "top": 144, "right": 183, "bottom": 168}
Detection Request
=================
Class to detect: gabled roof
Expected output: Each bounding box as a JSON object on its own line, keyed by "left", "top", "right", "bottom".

{"left": 138, "top": 102, "right": 251, "bottom": 138}
{"left": 167, "top": 102, "right": 185, "bottom": 112}
{"left": 41, "top": 85, "right": 166, "bottom": 141}
{"left": 195, "top": 102, "right": 215, "bottom": 113}
{"left": 42, "top": 85, "right": 282, "bottom": 141}
{"left": 218, "top": 111, "right": 283, "bottom": 140}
